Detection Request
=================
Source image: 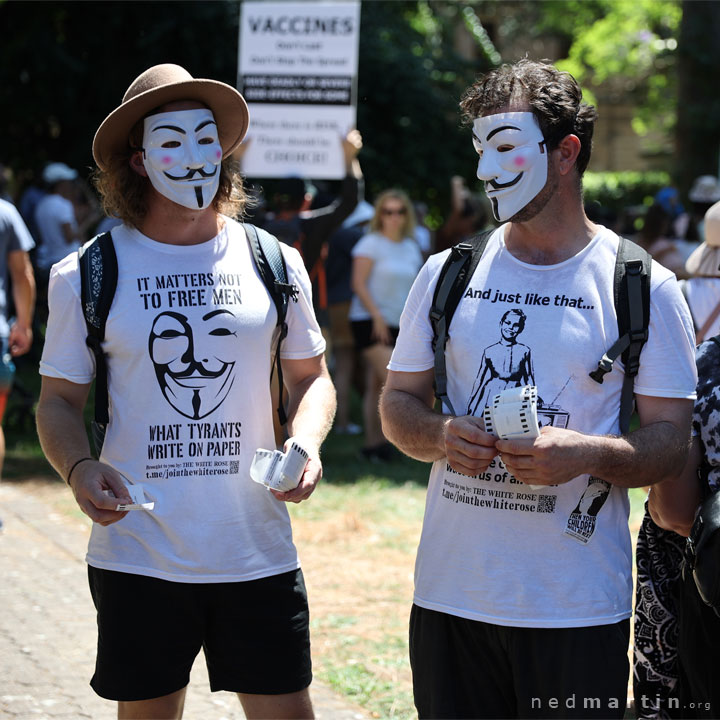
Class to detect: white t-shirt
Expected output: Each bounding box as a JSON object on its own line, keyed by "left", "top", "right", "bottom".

{"left": 34, "top": 193, "right": 79, "bottom": 270}
{"left": 40, "top": 217, "right": 326, "bottom": 583}
{"left": 349, "top": 232, "right": 423, "bottom": 326}
{"left": 389, "top": 225, "right": 697, "bottom": 628}
{"left": 680, "top": 277, "right": 720, "bottom": 339}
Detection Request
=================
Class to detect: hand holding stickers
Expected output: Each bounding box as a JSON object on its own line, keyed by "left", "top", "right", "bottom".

{"left": 250, "top": 440, "right": 309, "bottom": 492}
{"left": 483, "top": 386, "right": 544, "bottom": 491}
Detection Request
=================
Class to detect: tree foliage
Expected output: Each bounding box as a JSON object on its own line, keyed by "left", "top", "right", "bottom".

{"left": 537, "top": 0, "right": 681, "bottom": 147}
{"left": 356, "top": 1, "right": 491, "bottom": 220}
{"left": 0, "top": 0, "right": 491, "bottom": 222}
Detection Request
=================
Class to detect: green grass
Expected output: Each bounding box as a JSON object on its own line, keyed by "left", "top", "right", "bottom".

{"left": 1, "top": 359, "right": 654, "bottom": 720}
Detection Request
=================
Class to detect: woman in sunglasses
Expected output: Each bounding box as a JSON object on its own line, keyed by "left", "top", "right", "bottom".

{"left": 349, "top": 189, "right": 423, "bottom": 461}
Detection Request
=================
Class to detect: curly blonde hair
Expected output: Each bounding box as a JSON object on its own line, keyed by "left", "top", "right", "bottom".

{"left": 92, "top": 119, "right": 248, "bottom": 228}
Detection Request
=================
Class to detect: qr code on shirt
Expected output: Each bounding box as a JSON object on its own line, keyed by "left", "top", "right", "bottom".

{"left": 229, "top": 461, "right": 239, "bottom": 474}
{"left": 537, "top": 494, "right": 557, "bottom": 514}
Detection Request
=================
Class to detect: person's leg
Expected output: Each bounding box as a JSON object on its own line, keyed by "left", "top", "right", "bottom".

{"left": 409, "top": 604, "right": 515, "bottom": 719}
{"left": 238, "top": 688, "right": 313, "bottom": 719}
{"left": 0, "top": 341, "right": 15, "bottom": 529}
{"left": 203, "top": 570, "right": 312, "bottom": 714}
{"left": 512, "top": 621, "right": 630, "bottom": 719}
{"left": 118, "top": 688, "right": 187, "bottom": 720}
{"left": 361, "top": 343, "right": 393, "bottom": 449}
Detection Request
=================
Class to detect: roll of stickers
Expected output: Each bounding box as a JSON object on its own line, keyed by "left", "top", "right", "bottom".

{"left": 483, "top": 385, "right": 540, "bottom": 440}
{"left": 250, "top": 440, "right": 309, "bottom": 492}
{"left": 483, "top": 386, "right": 544, "bottom": 491}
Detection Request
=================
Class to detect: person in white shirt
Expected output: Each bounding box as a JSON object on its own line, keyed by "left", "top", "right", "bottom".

{"left": 379, "top": 58, "right": 696, "bottom": 719}
{"left": 36, "top": 63, "right": 336, "bottom": 720}
{"left": 349, "top": 189, "right": 423, "bottom": 460}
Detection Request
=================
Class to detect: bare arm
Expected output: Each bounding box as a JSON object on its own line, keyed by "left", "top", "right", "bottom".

{"left": 379, "top": 368, "right": 498, "bottom": 475}
{"left": 648, "top": 436, "right": 702, "bottom": 536}
{"left": 36, "top": 376, "right": 132, "bottom": 524}
{"left": 7, "top": 250, "right": 35, "bottom": 356}
{"left": 496, "top": 394, "right": 693, "bottom": 489}
{"left": 271, "top": 353, "right": 336, "bottom": 503}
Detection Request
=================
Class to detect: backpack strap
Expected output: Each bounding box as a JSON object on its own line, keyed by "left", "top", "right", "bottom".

{"left": 430, "top": 229, "right": 494, "bottom": 415}
{"left": 78, "top": 231, "right": 117, "bottom": 455}
{"left": 244, "top": 223, "right": 299, "bottom": 425}
{"left": 589, "top": 236, "right": 651, "bottom": 434}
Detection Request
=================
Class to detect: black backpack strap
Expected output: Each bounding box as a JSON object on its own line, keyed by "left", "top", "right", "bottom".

{"left": 244, "top": 223, "right": 299, "bottom": 425}
{"left": 430, "top": 229, "right": 494, "bottom": 415}
{"left": 78, "top": 231, "right": 117, "bottom": 455}
{"left": 589, "top": 236, "right": 651, "bottom": 434}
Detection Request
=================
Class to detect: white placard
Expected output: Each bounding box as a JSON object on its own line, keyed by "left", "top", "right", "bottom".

{"left": 238, "top": 0, "right": 361, "bottom": 179}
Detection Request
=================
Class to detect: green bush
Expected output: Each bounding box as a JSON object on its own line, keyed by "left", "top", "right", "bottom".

{"left": 583, "top": 170, "right": 672, "bottom": 216}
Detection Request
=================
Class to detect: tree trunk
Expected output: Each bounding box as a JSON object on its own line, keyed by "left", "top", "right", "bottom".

{"left": 674, "top": 0, "right": 720, "bottom": 199}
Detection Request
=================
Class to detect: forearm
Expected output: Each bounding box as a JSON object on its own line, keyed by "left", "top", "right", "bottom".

{"left": 286, "top": 370, "right": 336, "bottom": 452}
{"left": 648, "top": 437, "right": 702, "bottom": 535}
{"left": 36, "top": 393, "right": 92, "bottom": 482}
{"left": 11, "top": 272, "right": 35, "bottom": 328}
{"left": 380, "top": 387, "right": 446, "bottom": 462}
{"left": 584, "top": 420, "right": 690, "bottom": 489}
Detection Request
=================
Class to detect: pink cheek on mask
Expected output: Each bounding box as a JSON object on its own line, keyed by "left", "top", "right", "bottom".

{"left": 513, "top": 156, "right": 527, "bottom": 168}
{"left": 162, "top": 156, "right": 173, "bottom": 166}
{"left": 215, "top": 150, "right": 222, "bottom": 160}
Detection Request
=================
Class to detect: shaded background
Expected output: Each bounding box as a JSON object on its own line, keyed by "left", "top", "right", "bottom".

{"left": 1, "top": 0, "right": 719, "bottom": 222}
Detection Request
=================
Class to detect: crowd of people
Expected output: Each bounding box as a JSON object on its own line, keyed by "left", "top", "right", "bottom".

{"left": 0, "top": 57, "right": 720, "bottom": 720}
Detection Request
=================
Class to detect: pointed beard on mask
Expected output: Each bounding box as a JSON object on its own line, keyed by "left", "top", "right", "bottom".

{"left": 472, "top": 112, "right": 548, "bottom": 222}
{"left": 142, "top": 108, "right": 223, "bottom": 211}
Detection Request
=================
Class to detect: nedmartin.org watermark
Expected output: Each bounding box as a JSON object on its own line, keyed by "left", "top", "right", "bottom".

{"left": 530, "top": 694, "right": 711, "bottom": 713}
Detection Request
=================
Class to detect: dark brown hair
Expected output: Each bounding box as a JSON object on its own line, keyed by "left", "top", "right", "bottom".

{"left": 460, "top": 59, "right": 598, "bottom": 175}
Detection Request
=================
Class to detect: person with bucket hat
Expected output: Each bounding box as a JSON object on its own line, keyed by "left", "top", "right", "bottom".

{"left": 36, "top": 64, "right": 335, "bottom": 719}
{"left": 680, "top": 200, "right": 720, "bottom": 343}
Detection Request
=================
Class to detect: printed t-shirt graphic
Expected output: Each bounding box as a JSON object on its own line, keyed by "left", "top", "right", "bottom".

{"left": 387, "top": 226, "right": 696, "bottom": 627}
{"left": 39, "top": 218, "right": 326, "bottom": 583}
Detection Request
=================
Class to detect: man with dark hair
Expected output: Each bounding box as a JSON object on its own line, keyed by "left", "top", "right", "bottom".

{"left": 379, "top": 59, "right": 697, "bottom": 718}
{"left": 36, "top": 64, "right": 335, "bottom": 720}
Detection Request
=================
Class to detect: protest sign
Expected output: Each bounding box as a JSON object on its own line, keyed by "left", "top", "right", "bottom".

{"left": 238, "top": 1, "right": 361, "bottom": 179}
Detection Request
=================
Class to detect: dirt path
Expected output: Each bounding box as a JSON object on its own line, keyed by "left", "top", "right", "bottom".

{"left": 0, "top": 477, "right": 370, "bottom": 720}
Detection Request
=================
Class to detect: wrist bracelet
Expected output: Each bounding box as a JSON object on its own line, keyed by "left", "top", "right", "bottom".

{"left": 66, "top": 457, "right": 94, "bottom": 485}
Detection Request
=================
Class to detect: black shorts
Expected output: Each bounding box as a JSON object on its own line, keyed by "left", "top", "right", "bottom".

{"left": 88, "top": 566, "right": 311, "bottom": 701}
{"left": 410, "top": 604, "right": 629, "bottom": 719}
{"left": 350, "top": 319, "right": 399, "bottom": 351}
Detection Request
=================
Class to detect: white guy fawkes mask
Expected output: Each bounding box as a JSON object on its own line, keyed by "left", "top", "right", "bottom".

{"left": 472, "top": 111, "right": 548, "bottom": 222}
{"left": 142, "top": 108, "right": 223, "bottom": 211}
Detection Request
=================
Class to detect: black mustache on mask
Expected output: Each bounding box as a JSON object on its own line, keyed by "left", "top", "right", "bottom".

{"left": 163, "top": 165, "right": 219, "bottom": 182}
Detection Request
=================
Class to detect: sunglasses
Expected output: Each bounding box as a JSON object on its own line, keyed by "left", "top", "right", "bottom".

{"left": 381, "top": 207, "right": 407, "bottom": 216}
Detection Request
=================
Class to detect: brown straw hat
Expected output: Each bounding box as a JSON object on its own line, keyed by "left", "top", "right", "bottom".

{"left": 686, "top": 200, "right": 720, "bottom": 277}
{"left": 93, "top": 63, "right": 249, "bottom": 171}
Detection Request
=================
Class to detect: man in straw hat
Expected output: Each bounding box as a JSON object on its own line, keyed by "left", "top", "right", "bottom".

{"left": 36, "top": 63, "right": 336, "bottom": 719}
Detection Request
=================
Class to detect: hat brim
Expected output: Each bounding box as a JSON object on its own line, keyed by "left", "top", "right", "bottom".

{"left": 686, "top": 244, "right": 720, "bottom": 277}
{"left": 93, "top": 78, "right": 249, "bottom": 171}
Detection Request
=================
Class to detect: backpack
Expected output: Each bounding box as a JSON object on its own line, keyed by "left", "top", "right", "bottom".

{"left": 78, "top": 223, "right": 298, "bottom": 456}
{"left": 430, "top": 231, "right": 651, "bottom": 435}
